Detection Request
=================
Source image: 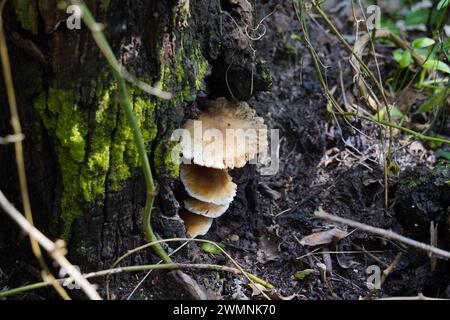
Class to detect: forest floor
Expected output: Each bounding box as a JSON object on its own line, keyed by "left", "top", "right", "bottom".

{"left": 172, "top": 1, "right": 450, "bottom": 300}
{"left": 1, "top": 1, "right": 449, "bottom": 301}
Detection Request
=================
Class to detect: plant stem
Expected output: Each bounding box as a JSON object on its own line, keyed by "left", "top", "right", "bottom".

{"left": 315, "top": 207, "right": 450, "bottom": 259}
{"left": 0, "top": 262, "right": 273, "bottom": 298}
{"left": 337, "top": 112, "right": 450, "bottom": 145}
{"left": 0, "top": 0, "right": 70, "bottom": 299}
{"left": 76, "top": 1, "right": 172, "bottom": 263}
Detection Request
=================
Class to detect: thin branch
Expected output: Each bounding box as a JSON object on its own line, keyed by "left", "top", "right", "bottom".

{"left": 70, "top": 1, "right": 171, "bottom": 99}
{"left": 378, "top": 294, "right": 449, "bottom": 300}
{"left": 0, "top": 261, "right": 273, "bottom": 298}
{"left": 0, "top": 133, "right": 24, "bottom": 144}
{"left": 124, "top": 239, "right": 193, "bottom": 300}
{"left": 315, "top": 207, "right": 450, "bottom": 260}
{"left": 0, "top": 190, "right": 101, "bottom": 300}
{"left": 105, "top": 237, "right": 273, "bottom": 299}
{"left": 337, "top": 112, "right": 450, "bottom": 145}
{"left": 0, "top": 0, "right": 69, "bottom": 299}
{"left": 74, "top": 1, "right": 172, "bottom": 263}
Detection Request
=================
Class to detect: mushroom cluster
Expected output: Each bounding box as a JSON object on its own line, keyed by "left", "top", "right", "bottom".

{"left": 179, "top": 98, "right": 268, "bottom": 237}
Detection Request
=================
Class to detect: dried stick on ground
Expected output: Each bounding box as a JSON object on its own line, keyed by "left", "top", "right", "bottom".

{"left": 0, "top": 190, "right": 102, "bottom": 300}
{"left": 315, "top": 207, "right": 450, "bottom": 260}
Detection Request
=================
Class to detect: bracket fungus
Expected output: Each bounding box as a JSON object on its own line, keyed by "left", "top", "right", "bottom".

{"left": 182, "top": 97, "right": 268, "bottom": 169}
{"left": 178, "top": 97, "right": 268, "bottom": 237}
{"left": 179, "top": 211, "right": 214, "bottom": 238}
{"left": 184, "top": 197, "right": 229, "bottom": 218}
{"left": 180, "top": 163, "right": 237, "bottom": 205}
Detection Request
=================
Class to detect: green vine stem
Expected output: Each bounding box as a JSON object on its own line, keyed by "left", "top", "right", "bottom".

{"left": 75, "top": 1, "right": 172, "bottom": 263}
{"left": 0, "top": 262, "right": 273, "bottom": 298}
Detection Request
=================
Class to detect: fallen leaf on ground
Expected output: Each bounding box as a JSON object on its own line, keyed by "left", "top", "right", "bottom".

{"left": 248, "top": 283, "right": 268, "bottom": 297}
{"left": 299, "top": 228, "right": 348, "bottom": 246}
{"left": 201, "top": 242, "right": 224, "bottom": 254}
{"left": 294, "top": 269, "right": 316, "bottom": 280}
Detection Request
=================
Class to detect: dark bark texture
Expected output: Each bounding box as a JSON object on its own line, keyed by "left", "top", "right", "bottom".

{"left": 3, "top": 0, "right": 449, "bottom": 300}
{"left": 0, "top": 0, "right": 271, "bottom": 299}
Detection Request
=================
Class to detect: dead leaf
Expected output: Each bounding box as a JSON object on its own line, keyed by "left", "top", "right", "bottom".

{"left": 248, "top": 284, "right": 302, "bottom": 300}
{"left": 248, "top": 283, "right": 267, "bottom": 297}
{"left": 299, "top": 228, "right": 348, "bottom": 246}
{"left": 257, "top": 228, "right": 281, "bottom": 263}
{"left": 267, "top": 292, "right": 301, "bottom": 300}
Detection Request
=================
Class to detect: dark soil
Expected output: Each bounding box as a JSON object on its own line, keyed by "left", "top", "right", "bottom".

{"left": 175, "top": 1, "right": 450, "bottom": 300}
{"left": 0, "top": 0, "right": 449, "bottom": 300}
{"left": 108, "top": 1, "right": 450, "bottom": 300}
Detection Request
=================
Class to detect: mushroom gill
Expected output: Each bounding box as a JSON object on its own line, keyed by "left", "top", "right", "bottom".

{"left": 184, "top": 197, "right": 229, "bottom": 218}
{"left": 179, "top": 211, "right": 213, "bottom": 237}
{"left": 178, "top": 97, "right": 268, "bottom": 237}
{"left": 179, "top": 163, "right": 237, "bottom": 206}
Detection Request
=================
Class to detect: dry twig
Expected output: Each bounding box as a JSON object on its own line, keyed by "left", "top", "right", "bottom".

{"left": 0, "top": 191, "right": 101, "bottom": 300}
{"left": 315, "top": 207, "right": 450, "bottom": 260}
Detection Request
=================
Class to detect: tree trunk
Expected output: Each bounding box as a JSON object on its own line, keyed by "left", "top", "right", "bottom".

{"left": 0, "top": 0, "right": 272, "bottom": 299}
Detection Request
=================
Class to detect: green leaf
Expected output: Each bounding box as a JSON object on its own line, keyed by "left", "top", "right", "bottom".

{"left": 423, "top": 60, "right": 450, "bottom": 74}
{"left": 435, "top": 149, "right": 450, "bottom": 160}
{"left": 437, "top": 0, "right": 449, "bottom": 10}
{"left": 412, "top": 37, "right": 435, "bottom": 49}
{"left": 290, "top": 33, "right": 302, "bottom": 41}
{"left": 294, "top": 269, "right": 315, "bottom": 280}
{"left": 393, "top": 49, "right": 412, "bottom": 68}
{"left": 201, "top": 242, "right": 224, "bottom": 255}
{"left": 415, "top": 88, "right": 447, "bottom": 113}
{"left": 387, "top": 162, "right": 400, "bottom": 175}
{"left": 373, "top": 105, "right": 404, "bottom": 121}
{"left": 405, "top": 9, "right": 429, "bottom": 26}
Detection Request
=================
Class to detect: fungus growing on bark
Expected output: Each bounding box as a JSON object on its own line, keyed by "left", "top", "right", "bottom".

{"left": 184, "top": 197, "right": 229, "bottom": 218}
{"left": 179, "top": 211, "right": 213, "bottom": 237}
{"left": 182, "top": 97, "right": 268, "bottom": 169}
{"left": 179, "top": 163, "right": 236, "bottom": 205}
{"left": 178, "top": 97, "right": 268, "bottom": 237}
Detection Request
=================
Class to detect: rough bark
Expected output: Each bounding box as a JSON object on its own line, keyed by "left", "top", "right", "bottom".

{"left": 0, "top": 0, "right": 271, "bottom": 299}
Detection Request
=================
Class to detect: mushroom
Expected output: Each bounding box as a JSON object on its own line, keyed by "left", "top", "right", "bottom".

{"left": 179, "top": 163, "right": 236, "bottom": 206}
{"left": 179, "top": 211, "right": 213, "bottom": 237}
{"left": 178, "top": 97, "right": 268, "bottom": 237}
{"left": 184, "top": 197, "right": 229, "bottom": 218}
{"left": 182, "top": 97, "right": 268, "bottom": 169}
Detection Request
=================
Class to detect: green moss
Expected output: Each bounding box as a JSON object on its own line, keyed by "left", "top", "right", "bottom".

{"left": 154, "top": 141, "right": 181, "bottom": 177}
{"left": 59, "top": 151, "right": 83, "bottom": 239}
{"left": 34, "top": 78, "right": 158, "bottom": 238}
{"left": 154, "top": 33, "right": 210, "bottom": 177}
{"left": 79, "top": 84, "right": 116, "bottom": 202}
{"left": 13, "top": 0, "right": 38, "bottom": 32}
{"left": 257, "top": 60, "right": 273, "bottom": 90}
{"left": 35, "top": 87, "right": 88, "bottom": 238}
{"left": 77, "top": 242, "right": 88, "bottom": 256}
{"left": 403, "top": 162, "right": 450, "bottom": 190}
{"left": 109, "top": 87, "right": 157, "bottom": 190}
{"left": 32, "top": 9, "right": 210, "bottom": 238}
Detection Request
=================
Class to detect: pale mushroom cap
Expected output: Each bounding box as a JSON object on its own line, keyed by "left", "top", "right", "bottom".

{"left": 184, "top": 197, "right": 230, "bottom": 218}
{"left": 179, "top": 163, "right": 236, "bottom": 205}
{"left": 179, "top": 211, "right": 213, "bottom": 237}
{"left": 182, "top": 97, "right": 268, "bottom": 169}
